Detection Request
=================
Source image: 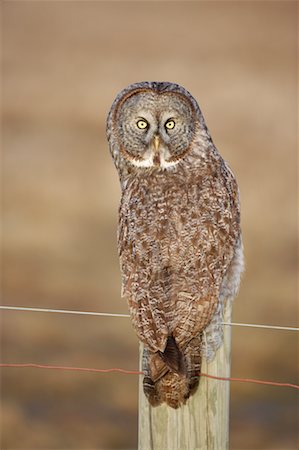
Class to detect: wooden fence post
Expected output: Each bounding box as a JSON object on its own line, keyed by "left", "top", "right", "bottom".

{"left": 138, "top": 301, "right": 232, "bottom": 450}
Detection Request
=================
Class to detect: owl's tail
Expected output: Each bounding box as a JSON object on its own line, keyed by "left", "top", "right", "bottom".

{"left": 142, "top": 335, "right": 202, "bottom": 409}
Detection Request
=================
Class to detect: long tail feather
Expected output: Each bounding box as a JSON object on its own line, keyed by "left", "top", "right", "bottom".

{"left": 143, "top": 334, "right": 202, "bottom": 408}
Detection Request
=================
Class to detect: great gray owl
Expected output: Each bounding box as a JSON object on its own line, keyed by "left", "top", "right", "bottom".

{"left": 106, "top": 81, "right": 244, "bottom": 409}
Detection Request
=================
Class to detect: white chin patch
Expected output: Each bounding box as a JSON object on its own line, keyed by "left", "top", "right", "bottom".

{"left": 131, "top": 157, "right": 154, "bottom": 168}
{"left": 160, "top": 158, "right": 180, "bottom": 169}
{"left": 131, "top": 156, "right": 180, "bottom": 169}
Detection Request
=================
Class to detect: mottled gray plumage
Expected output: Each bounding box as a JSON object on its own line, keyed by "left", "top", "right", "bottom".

{"left": 106, "top": 81, "right": 244, "bottom": 408}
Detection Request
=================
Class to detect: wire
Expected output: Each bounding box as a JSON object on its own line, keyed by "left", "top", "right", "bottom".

{"left": 0, "top": 305, "right": 130, "bottom": 319}
{"left": 221, "top": 322, "right": 299, "bottom": 332}
{"left": 0, "top": 305, "right": 298, "bottom": 332}
{"left": 1, "top": 363, "right": 298, "bottom": 390}
{"left": 0, "top": 363, "right": 141, "bottom": 375}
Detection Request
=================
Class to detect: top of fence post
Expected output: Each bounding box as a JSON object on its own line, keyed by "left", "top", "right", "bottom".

{"left": 138, "top": 301, "right": 232, "bottom": 450}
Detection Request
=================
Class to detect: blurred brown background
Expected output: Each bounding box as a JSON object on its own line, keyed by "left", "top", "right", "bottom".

{"left": 1, "top": 1, "right": 297, "bottom": 449}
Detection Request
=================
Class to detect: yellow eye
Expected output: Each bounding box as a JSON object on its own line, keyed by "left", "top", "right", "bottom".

{"left": 165, "top": 120, "right": 175, "bottom": 130}
{"left": 136, "top": 119, "right": 148, "bottom": 129}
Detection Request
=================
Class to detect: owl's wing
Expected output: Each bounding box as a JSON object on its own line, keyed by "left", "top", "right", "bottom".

{"left": 201, "top": 236, "right": 244, "bottom": 361}
{"left": 118, "top": 184, "right": 170, "bottom": 354}
{"left": 118, "top": 159, "right": 242, "bottom": 354}
{"left": 170, "top": 160, "right": 242, "bottom": 348}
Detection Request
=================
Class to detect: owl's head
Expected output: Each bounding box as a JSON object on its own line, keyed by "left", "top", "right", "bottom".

{"left": 107, "top": 82, "right": 211, "bottom": 177}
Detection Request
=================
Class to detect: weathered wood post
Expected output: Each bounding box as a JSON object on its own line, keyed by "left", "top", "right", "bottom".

{"left": 138, "top": 301, "right": 232, "bottom": 450}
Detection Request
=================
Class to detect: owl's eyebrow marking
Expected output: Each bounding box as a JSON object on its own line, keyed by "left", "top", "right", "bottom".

{"left": 113, "top": 88, "right": 152, "bottom": 122}
{"left": 136, "top": 116, "right": 149, "bottom": 123}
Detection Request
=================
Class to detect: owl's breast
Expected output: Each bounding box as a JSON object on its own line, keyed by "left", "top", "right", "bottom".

{"left": 119, "top": 167, "right": 238, "bottom": 281}
{"left": 119, "top": 175, "right": 177, "bottom": 269}
{"left": 119, "top": 175, "right": 197, "bottom": 263}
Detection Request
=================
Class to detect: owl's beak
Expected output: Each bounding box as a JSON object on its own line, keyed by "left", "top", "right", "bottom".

{"left": 153, "top": 135, "right": 160, "bottom": 152}
{"left": 152, "top": 135, "right": 161, "bottom": 166}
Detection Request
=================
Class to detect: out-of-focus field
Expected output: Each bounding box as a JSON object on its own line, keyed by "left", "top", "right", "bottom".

{"left": 1, "top": 2, "right": 297, "bottom": 449}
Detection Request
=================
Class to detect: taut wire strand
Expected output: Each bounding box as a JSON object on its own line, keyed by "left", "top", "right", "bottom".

{"left": 0, "top": 305, "right": 298, "bottom": 331}
{"left": 0, "top": 305, "right": 130, "bottom": 318}
{"left": 221, "top": 321, "right": 299, "bottom": 332}
{"left": 0, "top": 363, "right": 298, "bottom": 390}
